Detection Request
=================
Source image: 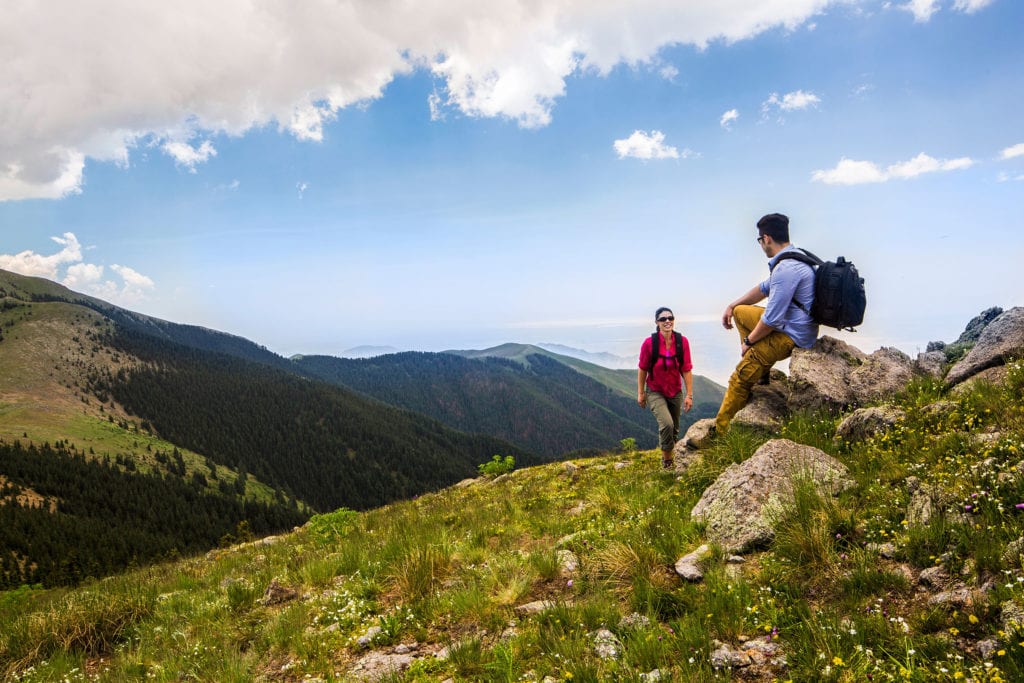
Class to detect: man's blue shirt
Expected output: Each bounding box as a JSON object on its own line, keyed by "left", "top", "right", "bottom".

{"left": 759, "top": 245, "right": 819, "bottom": 348}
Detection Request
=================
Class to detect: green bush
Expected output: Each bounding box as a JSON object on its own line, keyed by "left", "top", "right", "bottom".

{"left": 478, "top": 455, "right": 515, "bottom": 477}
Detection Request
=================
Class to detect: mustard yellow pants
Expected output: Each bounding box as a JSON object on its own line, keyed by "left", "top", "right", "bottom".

{"left": 714, "top": 305, "right": 795, "bottom": 432}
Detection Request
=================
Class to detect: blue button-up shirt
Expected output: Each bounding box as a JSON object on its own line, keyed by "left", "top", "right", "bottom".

{"left": 759, "top": 245, "right": 819, "bottom": 348}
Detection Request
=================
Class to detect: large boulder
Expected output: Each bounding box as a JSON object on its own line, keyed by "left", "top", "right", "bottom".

{"left": 690, "top": 439, "right": 855, "bottom": 554}
{"left": 955, "top": 306, "right": 1004, "bottom": 345}
{"left": 915, "top": 351, "right": 946, "bottom": 378}
{"left": 683, "top": 418, "right": 717, "bottom": 450}
{"left": 788, "top": 336, "right": 868, "bottom": 411}
{"left": 789, "top": 338, "right": 916, "bottom": 410}
{"left": 849, "top": 347, "right": 915, "bottom": 403}
{"left": 732, "top": 381, "right": 789, "bottom": 432}
{"left": 946, "top": 307, "right": 1024, "bottom": 386}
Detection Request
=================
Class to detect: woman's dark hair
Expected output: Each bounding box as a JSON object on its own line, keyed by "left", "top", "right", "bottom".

{"left": 757, "top": 213, "right": 790, "bottom": 243}
{"left": 654, "top": 307, "right": 673, "bottom": 320}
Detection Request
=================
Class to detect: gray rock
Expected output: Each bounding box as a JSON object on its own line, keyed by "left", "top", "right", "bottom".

{"left": 918, "top": 566, "right": 952, "bottom": 589}
{"left": 946, "top": 307, "right": 1024, "bottom": 386}
{"left": 915, "top": 350, "right": 946, "bottom": 378}
{"left": 1002, "top": 537, "right": 1024, "bottom": 567}
{"left": 788, "top": 336, "right": 868, "bottom": 411}
{"left": 350, "top": 651, "right": 415, "bottom": 682}
{"left": 690, "top": 439, "right": 855, "bottom": 554}
{"left": 848, "top": 347, "right": 915, "bottom": 404}
{"left": 927, "top": 587, "right": 975, "bottom": 608}
{"left": 674, "top": 544, "right": 713, "bottom": 582}
{"left": 922, "top": 400, "right": 958, "bottom": 421}
{"left": 618, "top": 613, "right": 652, "bottom": 631}
{"left": 557, "top": 549, "right": 579, "bottom": 576}
{"left": 1001, "top": 600, "right": 1024, "bottom": 633}
{"left": 732, "top": 381, "right": 789, "bottom": 432}
{"left": 835, "top": 406, "right": 905, "bottom": 443}
{"left": 710, "top": 640, "right": 753, "bottom": 669}
{"left": 977, "top": 638, "right": 1000, "bottom": 660}
{"left": 515, "top": 600, "right": 558, "bottom": 615}
{"left": 671, "top": 441, "right": 703, "bottom": 472}
{"left": 955, "top": 306, "right": 1004, "bottom": 345}
{"left": 593, "top": 628, "right": 620, "bottom": 659}
{"left": 259, "top": 579, "right": 298, "bottom": 606}
{"left": 357, "top": 626, "right": 383, "bottom": 648}
{"left": 951, "top": 365, "right": 1011, "bottom": 395}
{"left": 684, "top": 418, "right": 717, "bottom": 449}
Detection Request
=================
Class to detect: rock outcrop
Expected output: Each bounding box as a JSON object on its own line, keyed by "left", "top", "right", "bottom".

{"left": 788, "top": 336, "right": 868, "bottom": 411}
{"left": 946, "top": 307, "right": 1024, "bottom": 386}
{"left": 690, "top": 439, "right": 855, "bottom": 554}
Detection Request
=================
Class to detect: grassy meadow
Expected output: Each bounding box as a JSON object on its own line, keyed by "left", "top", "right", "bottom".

{"left": 2, "top": 362, "right": 1024, "bottom": 681}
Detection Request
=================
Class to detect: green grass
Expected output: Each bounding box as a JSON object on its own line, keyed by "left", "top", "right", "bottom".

{"left": 2, "top": 360, "right": 1024, "bottom": 681}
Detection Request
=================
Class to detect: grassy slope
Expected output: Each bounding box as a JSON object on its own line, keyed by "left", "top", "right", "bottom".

{"left": 4, "top": 363, "right": 1024, "bottom": 681}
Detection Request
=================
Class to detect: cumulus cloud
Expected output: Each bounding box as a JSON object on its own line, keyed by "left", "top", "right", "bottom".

{"left": 2, "top": 1, "right": 868, "bottom": 201}
{"left": 162, "top": 140, "right": 217, "bottom": 172}
{"left": 0, "top": 233, "right": 154, "bottom": 306}
{"left": 953, "top": 0, "right": 995, "bottom": 13}
{"left": 811, "top": 152, "right": 974, "bottom": 184}
{"left": 720, "top": 109, "right": 740, "bottom": 129}
{"left": 1000, "top": 143, "right": 1024, "bottom": 160}
{"left": 659, "top": 64, "right": 680, "bottom": 81}
{"left": 762, "top": 90, "right": 821, "bottom": 114}
{"left": 902, "top": 0, "right": 992, "bottom": 21}
{"left": 614, "top": 130, "right": 692, "bottom": 160}
{"left": 903, "top": 0, "right": 940, "bottom": 22}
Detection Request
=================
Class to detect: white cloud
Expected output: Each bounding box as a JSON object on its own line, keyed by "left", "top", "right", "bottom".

{"left": 811, "top": 152, "right": 974, "bottom": 184}
{"left": 1000, "top": 143, "right": 1024, "bottom": 160}
{"left": 763, "top": 90, "right": 821, "bottom": 114}
{"left": 720, "top": 109, "right": 740, "bottom": 129}
{"left": 953, "top": 0, "right": 995, "bottom": 13}
{"left": 0, "top": 233, "right": 154, "bottom": 306}
{"left": 1, "top": 1, "right": 862, "bottom": 201}
{"left": 297, "top": 181, "right": 309, "bottom": 198}
{"left": 903, "top": 0, "right": 940, "bottom": 22}
{"left": 996, "top": 172, "right": 1024, "bottom": 182}
{"left": 613, "top": 130, "right": 686, "bottom": 160}
{"left": 162, "top": 140, "right": 217, "bottom": 172}
{"left": 659, "top": 64, "right": 679, "bottom": 81}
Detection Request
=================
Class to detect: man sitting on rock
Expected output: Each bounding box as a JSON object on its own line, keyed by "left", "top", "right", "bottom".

{"left": 715, "top": 213, "right": 819, "bottom": 433}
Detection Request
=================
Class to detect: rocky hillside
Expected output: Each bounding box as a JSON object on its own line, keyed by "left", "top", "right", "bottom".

{"left": 3, "top": 307, "right": 1024, "bottom": 681}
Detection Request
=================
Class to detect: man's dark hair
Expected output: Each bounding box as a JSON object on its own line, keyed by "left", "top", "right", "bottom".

{"left": 757, "top": 213, "right": 790, "bottom": 243}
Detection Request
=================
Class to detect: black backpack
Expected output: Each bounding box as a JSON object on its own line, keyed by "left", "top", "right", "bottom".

{"left": 648, "top": 331, "right": 685, "bottom": 377}
{"left": 773, "top": 249, "right": 866, "bottom": 331}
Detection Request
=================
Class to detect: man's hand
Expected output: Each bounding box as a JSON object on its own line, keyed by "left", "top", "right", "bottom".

{"left": 722, "top": 305, "right": 734, "bottom": 329}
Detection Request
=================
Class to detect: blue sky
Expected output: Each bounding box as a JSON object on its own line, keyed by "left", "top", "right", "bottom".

{"left": 1, "top": 0, "right": 1022, "bottom": 383}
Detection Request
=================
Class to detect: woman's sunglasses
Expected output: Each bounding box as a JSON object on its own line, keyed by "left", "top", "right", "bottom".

{"left": 657, "top": 316, "right": 674, "bottom": 323}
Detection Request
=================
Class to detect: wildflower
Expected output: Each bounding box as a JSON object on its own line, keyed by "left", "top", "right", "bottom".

{"left": 833, "top": 656, "right": 845, "bottom": 666}
{"left": 969, "top": 614, "right": 979, "bottom": 624}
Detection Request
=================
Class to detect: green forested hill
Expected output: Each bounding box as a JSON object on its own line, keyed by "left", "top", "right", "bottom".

{"left": 86, "top": 327, "right": 533, "bottom": 513}
{"left": 294, "top": 351, "right": 659, "bottom": 455}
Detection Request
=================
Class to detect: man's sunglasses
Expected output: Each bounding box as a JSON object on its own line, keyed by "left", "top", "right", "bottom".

{"left": 657, "top": 316, "right": 674, "bottom": 323}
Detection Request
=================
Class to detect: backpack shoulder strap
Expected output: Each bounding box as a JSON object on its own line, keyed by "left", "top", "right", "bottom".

{"left": 771, "top": 248, "right": 822, "bottom": 271}
{"left": 648, "top": 332, "right": 660, "bottom": 374}
{"left": 673, "top": 332, "right": 684, "bottom": 366}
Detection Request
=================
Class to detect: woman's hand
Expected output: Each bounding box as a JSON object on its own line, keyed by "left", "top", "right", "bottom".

{"left": 683, "top": 395, "right": 693, "bottom": 413}
{"left": 637, "top": 391, "right": 646, "bottom": 408}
